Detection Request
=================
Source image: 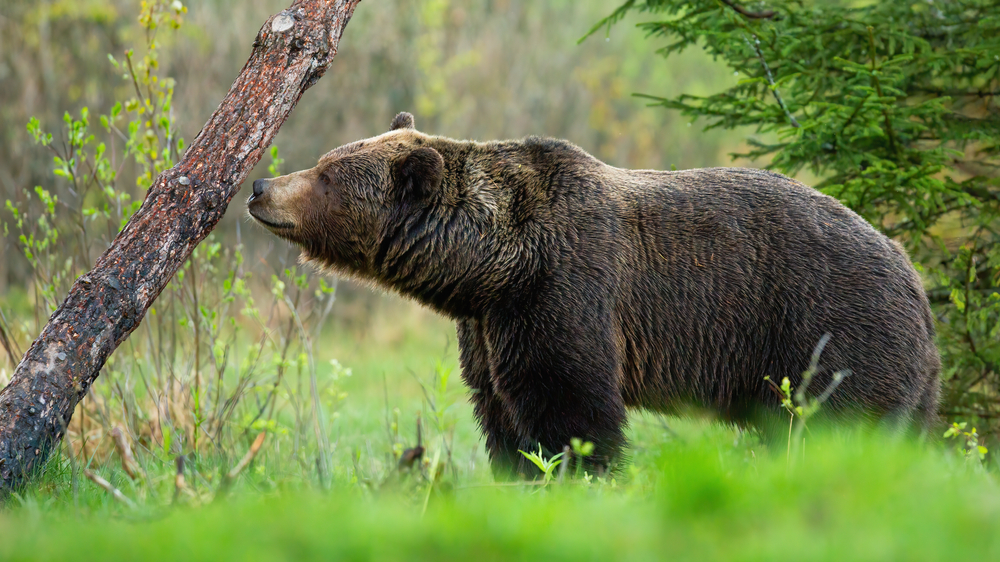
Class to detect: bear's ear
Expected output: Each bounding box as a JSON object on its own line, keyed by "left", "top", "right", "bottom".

{"left": 399, "top": 146, "right": 444, "bottom": 198}
{"left": 390, "top": 112, "right": 415, "bottom": 131}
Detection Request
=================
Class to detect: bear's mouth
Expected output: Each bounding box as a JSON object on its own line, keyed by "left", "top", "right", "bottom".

{"left": 254, "top": 215, "right": 295, "bottom": 230}
{"left": 248, "top": 205, "right": 295, "bottom": 231}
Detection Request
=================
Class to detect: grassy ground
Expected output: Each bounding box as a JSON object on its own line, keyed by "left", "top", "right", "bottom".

{"left": 2, "top": 422, "right": 999, "bottom": 561}
{"left": 1, "top": 298, "right": 999, "bottom": 560}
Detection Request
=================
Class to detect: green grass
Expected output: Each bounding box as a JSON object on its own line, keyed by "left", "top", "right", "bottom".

{"left": 3, "top": 300, "right": 1000, "bottom": 560}
{"left": 2, "top": 423, "right": 999, "bottom": 561}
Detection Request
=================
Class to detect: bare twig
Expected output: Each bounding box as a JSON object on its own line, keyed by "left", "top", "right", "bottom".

{"left": 123, "top": 51, "right": 147, "bottom": 113}
{"left": 83, "top": 469, "right": 136, "bottom": 509}
{"left": 745, "top": 34, "right": 801, "bottom": 128}
{"left": 0, "top": 308, "right": 21, "bottom": 368}
{"left": 173, "top": 455, "right": 193, "bottom": 504}
{"left": 557, "top": 445, "right": 571, "bottom": 483}
{"left": 216, "top": 432, "right": 267, "bottom": 498}
{"left": 398, "top": 415, "right": 425, "bottom": 470}
{"left": 721, "top": 0, "right": 776, "bottom": 19}
{"left": 788, "top": 335, "right": 851, "bottom": 466}
{"left": 813, "top": 370, "right": 850, "bottom": 406}
{"left": 228, "top": 431, "right": 267, "bottom": 481}
{"left": 109, "top": 426, "right": 140, "bottom": 480}
{"left": 793, "top": 333, "right": 832, "bottom": 406}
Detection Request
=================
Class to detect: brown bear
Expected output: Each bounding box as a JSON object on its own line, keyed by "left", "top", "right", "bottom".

{"left": 247, "top": 112, "right": 940, "bottom": 477}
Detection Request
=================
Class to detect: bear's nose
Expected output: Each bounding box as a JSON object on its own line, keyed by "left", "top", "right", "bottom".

{"left": 252, "top": 178, "right": 269, "bottom": 199}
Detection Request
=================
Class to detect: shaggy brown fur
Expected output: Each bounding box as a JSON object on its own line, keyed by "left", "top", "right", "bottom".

{"left": 248, "top": 112, "right": 940, "bottom": 477}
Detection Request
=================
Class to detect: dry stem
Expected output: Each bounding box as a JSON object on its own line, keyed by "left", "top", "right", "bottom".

{"left": 83, "top": 469, "right": 136, "bottom": 509}
{"left": 109, "top": 427, "right": 140, "bottom": 480}
{"left": 216, "top": 432, "right": 267, "bottom": 498}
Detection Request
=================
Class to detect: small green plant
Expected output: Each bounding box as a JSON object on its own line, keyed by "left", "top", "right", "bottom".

{"left": 406, "top": 361, "right": 461, "bottom": 484}
{"left": 519, "top": 445, "right": 565, "bottom": 484}
{"left": 569, "top": 437, "right": 595, "bottom": 479}
{"left": 765, "top": 334, "right": 850, "bottom": 466}
{"left": 570, "top": 437, "right": 595, "bottom": 458}
{"left": 944, "top": 422, "right": 989, "bottom": 463}
{"left": 267, "top": 145, "right": 285, "bottom": 178}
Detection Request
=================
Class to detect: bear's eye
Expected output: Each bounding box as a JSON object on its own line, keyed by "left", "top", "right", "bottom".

{"left": 319, "top": 171, "right": 334, "bottom": 188}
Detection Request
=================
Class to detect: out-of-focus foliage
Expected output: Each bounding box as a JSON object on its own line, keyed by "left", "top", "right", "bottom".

{"left": 594, "top": 0, "right": 1000, "bottom": 442}
{"left": 0, "top": 0, "right": 743, "bottom": 499}
{"left": 0, "top": 0, "right": 738, "bottom": 311}
{"left": 4, "top": 427, "right": 1000, "bottom": 560}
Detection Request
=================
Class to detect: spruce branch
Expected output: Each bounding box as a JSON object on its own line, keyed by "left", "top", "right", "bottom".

{"left": 867, "top": 26, "right": 899, "bottom": 156}
{"left": 745, "top": 34, "right": 801, "bottom": 128}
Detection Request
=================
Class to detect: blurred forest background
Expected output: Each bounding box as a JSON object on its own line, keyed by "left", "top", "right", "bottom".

{"left": 0, "top": 0, "right": 744, "bottom": 489}
{"left": 0, "top": 0, "right": 738, "bottom": 307}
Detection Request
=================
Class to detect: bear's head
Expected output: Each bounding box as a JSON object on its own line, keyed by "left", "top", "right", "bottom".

{"left": 247, "top": 112, "right": 447, "bottom": 279}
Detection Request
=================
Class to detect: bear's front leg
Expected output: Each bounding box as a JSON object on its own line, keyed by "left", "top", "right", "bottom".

{"left": 457, "top": 318, "right": 525, "bottom": 479}
{"left": 482, "top": 301, "right": 628, "bottom": 477}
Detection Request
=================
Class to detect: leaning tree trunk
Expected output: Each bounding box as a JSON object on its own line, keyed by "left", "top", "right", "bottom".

{"left": 0, "top": 0, "right": 362, "bottom": 492}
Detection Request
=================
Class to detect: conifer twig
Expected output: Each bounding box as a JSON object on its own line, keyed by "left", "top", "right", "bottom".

{"left": 867, "top": 26, "right": 899, "bottom": 155}
{"left": 745, "top": 34, "right": 801, "bottom": 128}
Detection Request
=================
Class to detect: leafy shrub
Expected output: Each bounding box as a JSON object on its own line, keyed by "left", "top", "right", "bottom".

{"left": 3, "top": 0, "right": 348, "bottom": 500}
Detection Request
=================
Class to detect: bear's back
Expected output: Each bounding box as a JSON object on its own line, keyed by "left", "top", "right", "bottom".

{"left": 597, "top": 165, "right": 937, "bottom": 423}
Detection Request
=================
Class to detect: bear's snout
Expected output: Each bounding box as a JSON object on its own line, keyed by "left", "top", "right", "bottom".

{"left": 247, "top": 174, "right": 302, "bottom": 232}
{"left": 251, "top": 178, "right": 270, "bottom": 200}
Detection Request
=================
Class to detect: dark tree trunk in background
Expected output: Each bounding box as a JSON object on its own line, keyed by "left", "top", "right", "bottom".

{"left": 0, "top": 0, "right": 362, "bottom": 493}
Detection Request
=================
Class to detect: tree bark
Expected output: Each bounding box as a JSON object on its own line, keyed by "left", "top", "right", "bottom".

{"left": 0, "top": 0, "right": 361, "bottom": 492}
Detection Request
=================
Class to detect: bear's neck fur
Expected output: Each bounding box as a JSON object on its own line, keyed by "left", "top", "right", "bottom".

{"left": 371, "top": 135, "right": 602, "bottom": 319}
